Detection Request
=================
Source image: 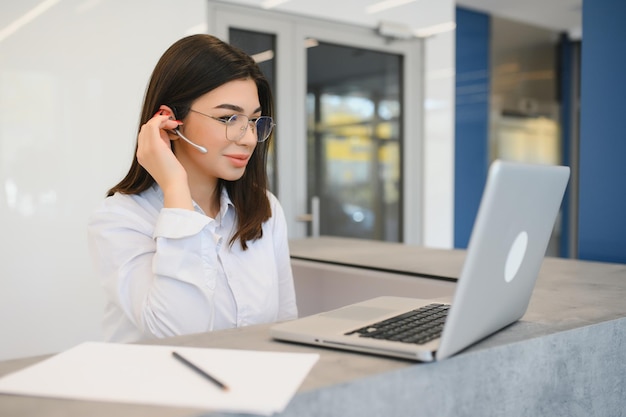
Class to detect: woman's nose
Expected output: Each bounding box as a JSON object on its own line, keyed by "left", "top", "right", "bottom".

{"left": 239, "top": 121, "right": 258, "bottom": 145}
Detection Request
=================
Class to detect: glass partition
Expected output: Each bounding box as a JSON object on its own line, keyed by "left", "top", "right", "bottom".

{"left": 306, "top": 42, "right": 403, "bottom": 241}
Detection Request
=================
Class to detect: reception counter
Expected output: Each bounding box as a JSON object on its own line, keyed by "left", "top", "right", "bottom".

{"left": 1, "top": 237, "right": 625, "bottom": 416}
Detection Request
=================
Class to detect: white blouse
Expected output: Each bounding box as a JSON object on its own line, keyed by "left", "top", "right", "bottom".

{"left": 87, "top": 184, "right": 297, "bottom": 343}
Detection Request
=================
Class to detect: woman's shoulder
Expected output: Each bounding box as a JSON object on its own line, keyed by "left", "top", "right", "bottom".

{"left": 265, "top": 189, "right": 279, "bottom": 204}
{"left": 91, "top": 186, "right": 162, "bottom": 219}
{"left": 263, "top": 190, "right": 288, "bottom": 226}
{"left": 265, "top": 190, "right": 285, "bottom": 213}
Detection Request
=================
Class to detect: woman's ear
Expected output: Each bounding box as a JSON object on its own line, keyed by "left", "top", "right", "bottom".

{"left": 158, "top": 104, "right": 177, "bottom": 120}
{"left": 157, "top": 104, "right": 181, "bottom": 142}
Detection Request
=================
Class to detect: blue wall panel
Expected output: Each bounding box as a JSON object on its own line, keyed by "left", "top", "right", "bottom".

{"left": 454, "top": 7, "right": 490, "bottom": 249}
{"left": 579, "top": 0, "right": 626, "bottom": 263}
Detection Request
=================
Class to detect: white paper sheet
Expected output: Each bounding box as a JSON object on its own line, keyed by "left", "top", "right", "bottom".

{"left": 0, "top": 342, "right": 319, "bottom": 415}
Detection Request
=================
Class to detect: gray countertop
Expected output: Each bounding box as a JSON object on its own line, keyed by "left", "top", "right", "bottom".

{"left": 289, "top": 236, "right": 465, "bottom": 279}
{"left": 1, "top": 238, "right": 625, "bottom": 417}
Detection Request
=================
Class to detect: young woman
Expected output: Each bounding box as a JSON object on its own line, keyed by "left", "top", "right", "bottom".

{"left": 88, "top": 34, "right": 297, "bottom": 343}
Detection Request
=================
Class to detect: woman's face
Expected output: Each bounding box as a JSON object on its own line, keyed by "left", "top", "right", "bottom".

{"left": 173, "top": 78, "right": 261, "bottom": 187}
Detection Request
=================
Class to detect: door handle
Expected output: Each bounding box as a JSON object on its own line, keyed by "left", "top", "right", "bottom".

{"left": 296, "top": 196, "right": 320, "bottom": 237}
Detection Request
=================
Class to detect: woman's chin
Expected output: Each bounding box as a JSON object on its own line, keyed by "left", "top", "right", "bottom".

{"left": 220, "top": 168, "right": 247, "bottom": 182}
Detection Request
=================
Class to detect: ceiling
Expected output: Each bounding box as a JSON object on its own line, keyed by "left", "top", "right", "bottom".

{"left": 2, "top": 1, "right": 583, "bottom": 47}
{"left": 227, "top": 0, "right": 583, "bottom": 39}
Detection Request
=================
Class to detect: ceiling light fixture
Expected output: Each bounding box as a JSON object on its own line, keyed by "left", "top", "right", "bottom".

{"left": 366, "top": 0, "right": 419, "bottom": 14}
{"left": 414, "top": 21, "right": 456, "bottom": 38}
{"left": 252, "top": 50, "right": 275, "bottom": 64}
{"left": 261, "top": 0, "right": 292, "bottom": 9}
{"left": 377, "top": 21, "right": 414, "bottom": 40}
{"left": 0, "top": 0, "right": 61, "bottom": 43}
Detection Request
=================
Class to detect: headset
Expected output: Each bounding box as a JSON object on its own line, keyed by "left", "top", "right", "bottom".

{"left": 168, "top": 106, "right": 208, "bottom": 154}
{"left": 172, "top": 128, "right": 207, "bottom": 154}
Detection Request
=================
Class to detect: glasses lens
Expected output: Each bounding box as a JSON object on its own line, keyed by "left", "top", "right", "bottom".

{"left": 255, "top": 117, "right": 274, "bottom": 142}
{"left": 223, "top": 114, "right": 274, "bottom": 142}
{"left": 225, "top": 114, "right": 247, "bottom": 142}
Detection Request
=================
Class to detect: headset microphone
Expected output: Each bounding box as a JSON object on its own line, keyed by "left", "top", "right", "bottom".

{"left": 173, "top": 128, "right": 208, "bottom": 154}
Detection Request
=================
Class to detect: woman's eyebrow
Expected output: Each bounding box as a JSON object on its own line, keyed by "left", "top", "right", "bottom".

{"left": 214, "top": 104, "right": 262, "bottom": 114}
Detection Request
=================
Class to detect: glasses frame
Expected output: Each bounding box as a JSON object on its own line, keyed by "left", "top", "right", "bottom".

{"left": 189, "top": 109, "right": 275, "bottom": 143}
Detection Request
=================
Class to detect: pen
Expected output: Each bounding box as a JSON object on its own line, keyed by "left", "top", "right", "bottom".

{"left": 172, "top": 351, "right": 229, "bottom": 391}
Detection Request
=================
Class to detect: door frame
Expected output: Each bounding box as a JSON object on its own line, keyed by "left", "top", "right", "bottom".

{"left": 207, "top": 1, "right": 424, "bottom": 243}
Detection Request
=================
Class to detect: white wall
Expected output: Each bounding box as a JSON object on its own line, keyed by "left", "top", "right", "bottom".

{"left": 0, "top": 0, "right": 208, "bottom": 360}
{"left": 422, "top": 30, "right": 455, "bottom": 248}
{"left": 0, "top": 0, "right": 454, "bottom": 360}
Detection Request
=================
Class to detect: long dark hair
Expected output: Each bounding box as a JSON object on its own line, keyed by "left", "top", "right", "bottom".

{"left": 108, "top": 34, "right": 273, "bottom": 250}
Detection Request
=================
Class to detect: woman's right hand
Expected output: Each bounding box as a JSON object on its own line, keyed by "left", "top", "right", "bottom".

{"left": 136, "top": 109, "right": 194, "bottom": 210}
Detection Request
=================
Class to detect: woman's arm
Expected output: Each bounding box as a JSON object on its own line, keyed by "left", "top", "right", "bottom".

{"left": 88, "top": 194, "right": 219, "bottom": 339}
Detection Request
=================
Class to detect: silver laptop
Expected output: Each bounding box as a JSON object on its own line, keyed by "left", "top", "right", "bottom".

{"left": 271, "top": 160, "right": 570, "bottom": 361}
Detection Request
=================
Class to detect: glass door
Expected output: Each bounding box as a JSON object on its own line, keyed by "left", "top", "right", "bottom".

{"left": 227, "top": 28, "right": 278, "bottom": 192}
{"left": 306, "top": 42, "right": 403, "bottom": 241}
{"left": 209, "top": 2, "right": 423, "bottom": 242}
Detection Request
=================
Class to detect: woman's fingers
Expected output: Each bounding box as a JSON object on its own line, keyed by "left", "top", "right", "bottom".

{"left": 136, "top": 111, "right": 187, "bottom": 190}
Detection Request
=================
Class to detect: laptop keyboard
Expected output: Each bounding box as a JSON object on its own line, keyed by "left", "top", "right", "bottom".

{"left": 345, "top": 303, "right": 450, "bottom": 345}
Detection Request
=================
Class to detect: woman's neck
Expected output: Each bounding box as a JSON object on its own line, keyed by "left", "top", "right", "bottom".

{"left": 190, "top": 181, "right": 221, "bottom": 218}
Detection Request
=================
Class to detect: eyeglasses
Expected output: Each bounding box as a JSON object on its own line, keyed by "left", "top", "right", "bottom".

{"left": 189, "top": 109, "right": 275, "bottom": 143}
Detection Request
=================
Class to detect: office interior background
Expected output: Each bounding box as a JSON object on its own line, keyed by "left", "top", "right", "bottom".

{"left": 1, "top": 0, "right": 624, "bottom": 361}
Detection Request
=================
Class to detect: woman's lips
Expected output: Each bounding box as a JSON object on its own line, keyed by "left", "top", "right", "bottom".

{"left": 225, "top": 154, "right": 250, "bottom": 168}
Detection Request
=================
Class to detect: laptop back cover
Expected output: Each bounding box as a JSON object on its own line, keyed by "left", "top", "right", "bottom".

{"left": 436, "top": 161, "right": 570, "bottom": 360}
